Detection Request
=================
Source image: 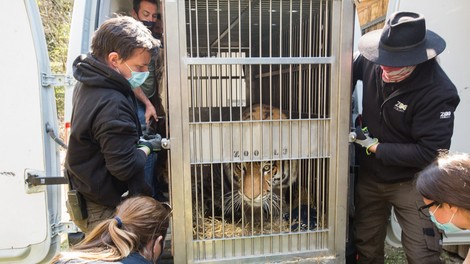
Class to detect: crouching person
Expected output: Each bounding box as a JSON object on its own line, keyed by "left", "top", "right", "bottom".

{"left": 52, "top": 196, "right": 171, "bottom": 263}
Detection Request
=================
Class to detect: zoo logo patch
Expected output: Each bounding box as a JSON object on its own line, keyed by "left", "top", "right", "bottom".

{"left": 440, "top": 111, "right": 452, "bottom": 119}
{"left": 394, "top": 101, "right": 408, "bottom": 112}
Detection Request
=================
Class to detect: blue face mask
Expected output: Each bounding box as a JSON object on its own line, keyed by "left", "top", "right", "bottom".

{"left": 125, "top": 62, "right": 149, "bottom": 89}
{"left": 429, "top": 204, "right": 463, "bottom": 233}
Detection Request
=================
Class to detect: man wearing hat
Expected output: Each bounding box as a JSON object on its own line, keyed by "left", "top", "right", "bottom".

{"left": 352, "top": 11, "right": 460, "bottom": 263}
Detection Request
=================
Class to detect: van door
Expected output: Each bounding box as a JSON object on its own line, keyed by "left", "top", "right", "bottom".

{"left": 0, "top": 1, "right": 63, "bottom": 263}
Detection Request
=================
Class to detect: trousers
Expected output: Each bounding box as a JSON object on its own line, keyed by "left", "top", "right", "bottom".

{"left": 354, "top": 170, "right": 442, "bottom": 264}
{"left": 72, "top": 200, "right": 115, "bottom": 234}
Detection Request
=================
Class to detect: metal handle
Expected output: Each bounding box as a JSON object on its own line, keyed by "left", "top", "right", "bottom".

{"left": 161, "top": 138, "right": 170, "bottom": 149}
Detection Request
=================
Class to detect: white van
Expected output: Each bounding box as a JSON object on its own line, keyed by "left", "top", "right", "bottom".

{"left": 1, "top": 0, "right": 469, "bottom": 263}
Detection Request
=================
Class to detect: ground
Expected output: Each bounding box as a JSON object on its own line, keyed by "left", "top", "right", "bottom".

{"left": 385, "top": 242, "right": 464, "bottom": 264}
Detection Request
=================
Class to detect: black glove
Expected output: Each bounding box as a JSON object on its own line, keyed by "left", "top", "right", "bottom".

{"left": 354, "top": 126, "right": 378, "bottom": 155}
{"left": 138, "top": 133, "right": 162, "bottom": 152}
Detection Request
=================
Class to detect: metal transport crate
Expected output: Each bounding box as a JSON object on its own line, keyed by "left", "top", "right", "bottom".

{"left": 164, "top": 0, "right": 355, "bottom": 262}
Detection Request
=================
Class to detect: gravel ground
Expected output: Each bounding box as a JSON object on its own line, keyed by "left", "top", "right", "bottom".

{"left": 385, "top": 242, "right": 464, "bottom": 264}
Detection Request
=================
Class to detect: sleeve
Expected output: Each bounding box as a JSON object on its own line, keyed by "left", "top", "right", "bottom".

{"left": 375, "top": 87, "right": 460, "bottom": 168}
{"left": 93, "top": 99, "right": 148, "bottom": 183}
{"left": 352, "top": 52, "right": 364, "bottom": 89}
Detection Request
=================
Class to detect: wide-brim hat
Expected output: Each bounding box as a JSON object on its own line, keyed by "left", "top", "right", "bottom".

{"left": 358, "top": 11, "right": 446, "bottom": 67}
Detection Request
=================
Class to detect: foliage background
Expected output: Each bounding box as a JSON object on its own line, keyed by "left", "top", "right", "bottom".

{"left": 37, "top": 0, "right": 73, "bottom": 122}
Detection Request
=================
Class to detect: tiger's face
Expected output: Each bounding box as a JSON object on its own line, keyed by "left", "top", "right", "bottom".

{"left": 223, "top": 104, "right": 298, "bottom": 219}
{"left": 224, "top": 160, "right": 297, "bottom": 219}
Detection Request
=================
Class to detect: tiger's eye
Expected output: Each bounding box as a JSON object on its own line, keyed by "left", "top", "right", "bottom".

{"left": 263, "top": 165, "right": 271, "bottom": 171}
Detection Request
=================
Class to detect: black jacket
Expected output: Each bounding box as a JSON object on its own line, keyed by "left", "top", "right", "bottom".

{"left": 353, "top": 55, "right": 460, "bottom": 183}
{"left": 65, "top": 54, "right": 150, "bottom": 207}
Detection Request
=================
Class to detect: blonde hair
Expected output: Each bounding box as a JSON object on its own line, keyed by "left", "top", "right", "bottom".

{"left": 52, "top": 196, "right": 171, "bottom": 263}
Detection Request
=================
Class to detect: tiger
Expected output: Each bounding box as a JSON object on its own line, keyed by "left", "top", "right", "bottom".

{"left": 192, "top": 104, "right": 299, "bottom": 223}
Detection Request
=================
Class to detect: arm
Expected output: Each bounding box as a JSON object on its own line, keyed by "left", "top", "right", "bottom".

{"left": 375, "top": 92, "right": 459, "bottom": 168}
{"left": 133, "top": 87, "right": 157, "bottom": 125}
{"left": 352, "top": 52, "right": 364, "bottom": 90}
{"left": 93, "top": 102, "right": 148, "bottom": 183}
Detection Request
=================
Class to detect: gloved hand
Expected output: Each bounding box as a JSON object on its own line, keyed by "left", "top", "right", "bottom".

{"left": 354, "top": 126, "right": 378, "bottom": 155}
{"left": 137, "top": 133, "right": 162, "bottom": 153}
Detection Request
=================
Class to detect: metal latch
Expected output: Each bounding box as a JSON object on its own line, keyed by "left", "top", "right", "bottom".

{"left": 41, "top": 73, "right": 74, "bottom": 87}
{"left": 26, "top": 172, "right": 67, "bottom": 187}
{"left": 349, "top": 130, "right": 357, "bottom": 143}
{"left": 161, "top": 138, "right": 170, "bottom": 149}
{"left": 51, "top": 221, "right": 80, "bottom": 237}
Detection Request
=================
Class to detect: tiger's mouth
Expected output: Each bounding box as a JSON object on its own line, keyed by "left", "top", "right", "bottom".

{"left": 240, "top": 190, "right": 264, "bottom": 206}
{"left": 224, "top": 191, "right": 284, "bottom": 219}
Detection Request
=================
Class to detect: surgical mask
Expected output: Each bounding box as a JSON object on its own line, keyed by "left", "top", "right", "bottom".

{"left": 429, "top": 204, "right": 463, "bottom": 233}
{"left": 125, "top": 62, "right": 149, "bottom": 89}
{"left": 141, "top": 20, "right": 156, "bottom": 30}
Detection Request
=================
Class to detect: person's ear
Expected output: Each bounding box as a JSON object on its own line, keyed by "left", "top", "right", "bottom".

{"left": 447, "top": 203, "right": 460, "bottom": 214}
{"left": 153, "top": 235, "right": 164, "bottom": 260}
{"left": 107, "top": 52, "right": 121, "bottom": 69}
{"left": 131, "top": 9, "right": 138, "bottom": 20}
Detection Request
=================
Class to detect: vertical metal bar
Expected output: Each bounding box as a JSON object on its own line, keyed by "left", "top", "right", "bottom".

{"left": 237, "top": 0, "right": 241, "bottom": 57}
{"left": 205, "top": 0, "right": 210, "bottom": 57}
{"left": 287, "top": 2, "right": 294, "bottom": 254}
{"left": 322, "top": 157, "right": 326, "bottom": 248}
{"left": 217, "top": 0, "right": 221, "bottom": 56}
{"left": 244, "top": 8, "right": 252, "bottom": 246}
{"left": 269, "top": 0, "right": 278, "bottom": 238}
{"left": 322, "top": 0, "right": 329, "bottom": 251}
{"left": 277, "top": 3, "right": 284, "bottom": 254}
{"left": 253, "top": 0, "right": 261, "bottom": 246}
{"left": 307, "top": 0, "right": 313, "bottom": 248}
{"left": 298, "top": 1, "right": 303, "bottom": 116}
{"left": 322, "top": 3, "right": 327, "bottom": 249}
{"left": 194, "top": 0, "right": 200, "bottom": 58}
{"left": 188, "top": 0, "right": 194, "bottom": 58}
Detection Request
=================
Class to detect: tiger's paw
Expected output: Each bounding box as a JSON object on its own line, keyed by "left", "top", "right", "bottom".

{"left": 283, "top": 205, "right": 317, "bottom": 231}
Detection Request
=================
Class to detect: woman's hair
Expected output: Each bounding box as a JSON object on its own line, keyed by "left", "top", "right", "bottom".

{"left": 54, "top": 196, "right": 171, "bottom": 262}
{"left": 91, "top": 16, "right": 159, "bottom": 62}
{"left": 416, "top": 152, "right": 470, "bottom": 211}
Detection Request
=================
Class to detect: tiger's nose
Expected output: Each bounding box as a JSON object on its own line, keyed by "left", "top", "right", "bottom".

{"left": 241, "top": 192, "right": 263, "bottom": 206}
{"left": 242, "top": 176, "right": 268, "bottom": 200}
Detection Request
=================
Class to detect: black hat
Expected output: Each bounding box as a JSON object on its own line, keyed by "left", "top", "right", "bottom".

{"left": 358, "top": 11, "right": 446, "bottom": 67}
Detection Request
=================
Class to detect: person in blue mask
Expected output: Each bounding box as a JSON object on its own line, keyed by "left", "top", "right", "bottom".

{"left": 416, "top": 152, "right": 470, "bottom": 263}
{"left": 416, "top": 153, "right": 470, "bottom": 231}
{"left": 65, "top": 16, "right": 161, "bottom": 234}
{"left": 131, "top": 0, "right": 169, "bottom": 203}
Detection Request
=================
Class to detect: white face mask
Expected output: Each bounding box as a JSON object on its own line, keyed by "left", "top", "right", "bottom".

{"left": 124, "top": 62, "right": 149, "bottom": 89}
{"left": 429, "top": 204, "right": 463, "bottom": 233}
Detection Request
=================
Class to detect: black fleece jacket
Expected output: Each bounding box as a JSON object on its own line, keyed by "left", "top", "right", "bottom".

{"left": 65, "top": 54, "right": 151, "bottom": 207}
{"left": 353, "top": 55, "right": 460, "bottom": 183}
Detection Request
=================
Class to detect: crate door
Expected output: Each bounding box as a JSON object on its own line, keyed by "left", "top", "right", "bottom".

{"left": 165, "top": 0, "right": 354, "bottom": 262}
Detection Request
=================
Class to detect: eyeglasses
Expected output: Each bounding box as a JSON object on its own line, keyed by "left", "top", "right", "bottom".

{"left": 418, "top": 201, "right": 439, "bottom": 218}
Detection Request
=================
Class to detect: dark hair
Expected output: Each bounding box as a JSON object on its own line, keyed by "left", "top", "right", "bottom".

{"left": 91, "top": 16, "right": 159, "bottom": 62}
{"left": 133, "top": 0, "right": 159, "bottom": 13}
{"left": 52, "top": 196, "right": 171, "bottom": 262}
{"left": 416, "top": 152, "right": 470, "bottom": 211}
